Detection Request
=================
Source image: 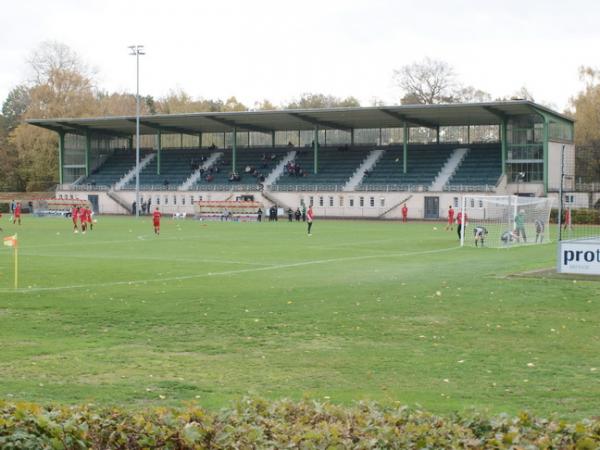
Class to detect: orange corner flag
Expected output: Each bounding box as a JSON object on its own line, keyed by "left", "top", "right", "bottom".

{"left": 3, "top": 234, "right": 18, "bottom": 248}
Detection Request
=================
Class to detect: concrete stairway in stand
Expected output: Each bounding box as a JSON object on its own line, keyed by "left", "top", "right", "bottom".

{"left": 430, "top": 148, "right": 469, "bottom": 191}
{"left": 343, "top": 149, "right": 385, "bottom": 191}
{"left": 263, "top": 151, "right": 296, "bottom": 187}
{"left": 114, "top": 152, "right": 156, "bottom": 190}
{"left": 179, "top": 152, "right": 223, "bottom": 190}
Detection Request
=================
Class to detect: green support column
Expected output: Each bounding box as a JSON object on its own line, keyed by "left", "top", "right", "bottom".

{"left": 467, "top": 125, "right": 471, "bottom": 144}
{"left": 128, "top": 136, "right": 133, "bottom": 151}
{"left": 313, "top": 126, "right": 319, "bottom": 174}
{"left": 271, "top": 130, "right": 276, "bottom": 148}
{"left": 403, "top": 122, "right": 408, "bottom": 174}
{"left": 58, "top": 131, "right": 65, "bottom": 184}
{"left": 180, "top": 134, "right": 183, "bottom": 149}
{"left": 543, "top": 118, "right": 549, "bottom": 194}
{"left": 350, "top": 128, "right": 354, "bottom": 146}
{"left": 85, "top": 131, "right": 91, "bottom": 176}
{"left": 232, "top": 128, "right": 237, "bottom": 174}
{"left": 436, "top": 126, "right": 440, "bottom": 144}
{"left": 500, "top": 119, "right": 507, "bottom": 175}
{"left": 157, "top": 130, "right": 162, "bottom": 175}
{"left": 198, "top": 133, "right": 202, "bottom": 148}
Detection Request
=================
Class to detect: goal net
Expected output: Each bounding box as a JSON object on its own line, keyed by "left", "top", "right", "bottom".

{"left": 460, "top": 195, "right": 553, "bottom": 248}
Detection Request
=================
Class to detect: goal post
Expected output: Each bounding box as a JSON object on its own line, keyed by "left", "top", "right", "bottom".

{"left": 460, "top": 195, "right": 553, "bottom": 248}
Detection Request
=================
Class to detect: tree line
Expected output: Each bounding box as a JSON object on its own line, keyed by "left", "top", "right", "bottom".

{"left": 0, "top": 41, "right": 598, "bottom": 191}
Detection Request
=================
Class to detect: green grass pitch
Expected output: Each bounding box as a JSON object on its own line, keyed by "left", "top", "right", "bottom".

{"left": 0, "top": 215, "right": 599, "bottom": 418}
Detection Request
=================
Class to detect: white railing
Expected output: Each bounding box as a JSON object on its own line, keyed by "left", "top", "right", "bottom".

{"left": 443, "top": 184, "right": 497, "bottom": 192}
{"left": 356, "top": 184, "right": 430, "bottom": 192}
{"left": 57, "top": 184, "right": 110, "bottom": 191}
{"left": 270, "top": 184, "right": 345, "bottom": 192}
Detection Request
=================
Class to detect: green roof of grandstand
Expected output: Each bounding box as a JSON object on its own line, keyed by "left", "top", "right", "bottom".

{"left": 27, "top": 100, "right": 572, "bottom": 136}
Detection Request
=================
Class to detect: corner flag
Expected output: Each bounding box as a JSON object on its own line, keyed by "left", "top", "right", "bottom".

{"left": 3, "top": 234, "right": 18, "bottom": 288}
{"left": 3, "top": 234, "right": 18, "bottom": 248}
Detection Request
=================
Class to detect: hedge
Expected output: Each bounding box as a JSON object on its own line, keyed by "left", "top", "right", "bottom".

{"left": 550, "top": 208, "right": 600, "bottom": 225}
{"left": 1, "top": 398, "right": 599, "bottom": 449}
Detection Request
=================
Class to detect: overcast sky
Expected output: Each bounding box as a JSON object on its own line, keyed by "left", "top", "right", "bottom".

{"left": 1, "top": 0, "right": 599, "bottom": 112}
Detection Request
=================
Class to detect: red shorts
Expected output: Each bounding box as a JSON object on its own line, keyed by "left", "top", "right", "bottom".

{"left": 448, "top": 216, "right": 454, "bottom": 224}
{"left": 153, "top": 220, "right": 160, "bottom": 227}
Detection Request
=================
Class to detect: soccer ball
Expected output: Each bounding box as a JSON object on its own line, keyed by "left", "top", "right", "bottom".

{"left": 433, "top": 227, "right": 438, "bottom": 231}
{"left": 93, "top": 219, "right": 98, "bottom": 224}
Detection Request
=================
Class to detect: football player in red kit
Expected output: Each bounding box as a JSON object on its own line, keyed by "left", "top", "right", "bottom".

{"left": 72, "top": 206, "right": 80, "bottom": 233}
{"left": 153, "top": 207, "right": 161, "bottom": 235}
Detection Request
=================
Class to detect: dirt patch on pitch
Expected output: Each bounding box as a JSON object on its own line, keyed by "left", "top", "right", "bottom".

{"left": 506, "top": 268, "right": 600, "bottom": 282}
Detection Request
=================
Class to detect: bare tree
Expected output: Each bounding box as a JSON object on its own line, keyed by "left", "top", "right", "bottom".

{"left": 285, "top": 93, "right": 360, "bottom": 109}
{"left": 454, "top": 86, "right": 492, "bottom": 103}
{"left": 27, "top": 40, "right": 95, "bottom": 85}
{"left": 394, "top": 58, "right": 457, "bottom": 104}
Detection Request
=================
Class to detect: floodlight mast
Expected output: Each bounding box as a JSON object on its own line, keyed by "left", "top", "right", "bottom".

{"left": 129, "top": 45, "right": 145, "bottom": 218}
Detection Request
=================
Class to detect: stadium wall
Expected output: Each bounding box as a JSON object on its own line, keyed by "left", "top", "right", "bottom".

{"left": 56, "top": 189, "right": 503, "bottom": 220}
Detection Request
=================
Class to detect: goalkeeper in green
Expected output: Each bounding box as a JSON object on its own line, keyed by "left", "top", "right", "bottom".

{"left": 514, "top": 210, "right": 527, "bottom": 243}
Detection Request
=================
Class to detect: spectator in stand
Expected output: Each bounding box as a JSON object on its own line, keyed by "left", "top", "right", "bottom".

{"left": 205, "top": 174, "right": 214, "bottom": 182}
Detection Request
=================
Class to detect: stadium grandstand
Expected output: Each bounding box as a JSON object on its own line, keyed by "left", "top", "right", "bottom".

{"left": 28, "top": 101, "right": 574, "bottom": 219}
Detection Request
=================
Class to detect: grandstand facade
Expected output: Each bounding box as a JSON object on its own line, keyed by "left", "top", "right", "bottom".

{"left": 28, "top": 101, "right": 575, "bottom": 219}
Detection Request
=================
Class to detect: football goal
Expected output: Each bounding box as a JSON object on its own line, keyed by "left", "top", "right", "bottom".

{"left": 460, "top": 195, "right": 553, "bottom": 248}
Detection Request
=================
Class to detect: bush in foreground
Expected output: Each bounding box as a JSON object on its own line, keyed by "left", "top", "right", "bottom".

{"left": 1, "top": 397, "right": 599, "bottom": 449}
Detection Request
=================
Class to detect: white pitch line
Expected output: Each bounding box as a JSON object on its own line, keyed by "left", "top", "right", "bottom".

{"left": 0, "top": 246, "right": 459, "bottom": 294}
{"left": 15, "top": 252, "right": 273, "bottom": 267}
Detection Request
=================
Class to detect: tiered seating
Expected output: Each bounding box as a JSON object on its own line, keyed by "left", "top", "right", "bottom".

{"left": 81, "top": 150, "right": 151, "bottom": 187}
{"left": 125, "top": 148, "right": 214, "bottom": 190}
{"left": 273, "top": 147, "right": 367, "bottom": 190}
{"left": 357, "top": 145, "right": 454, "bottom": 190}
{"left": 445, "top": 144, "right": 501, "bottom": 189}
{"left": 195, "top": 147, "right": 290, "bottom": 189}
